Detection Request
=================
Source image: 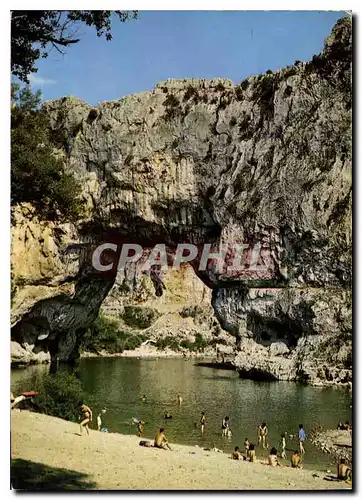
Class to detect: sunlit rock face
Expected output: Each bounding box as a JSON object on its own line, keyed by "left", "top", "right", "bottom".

{"left": 11, "top": 19, "right": 351, "bottom": 382}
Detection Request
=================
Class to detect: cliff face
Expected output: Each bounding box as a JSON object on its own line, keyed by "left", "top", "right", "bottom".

{"left": 11, "top": 19, "right": 352, "bottom": 383}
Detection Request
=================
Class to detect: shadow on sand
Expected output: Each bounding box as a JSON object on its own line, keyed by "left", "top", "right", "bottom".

{"left": 11, "top": 458, "right": 97, "bottom": 491}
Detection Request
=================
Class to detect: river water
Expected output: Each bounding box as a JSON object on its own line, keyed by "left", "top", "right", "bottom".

{"left": 11, "top": 357, "right": 352, "bottom": 471}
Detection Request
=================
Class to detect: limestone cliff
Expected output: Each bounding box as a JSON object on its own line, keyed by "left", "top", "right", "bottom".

{"left": 11, "top": 18, "right": 352, "bottom": 383}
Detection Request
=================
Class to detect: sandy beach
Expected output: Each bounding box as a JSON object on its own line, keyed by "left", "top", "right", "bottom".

{"left": 11, "top": 411, "right": 351, "bottom": 491}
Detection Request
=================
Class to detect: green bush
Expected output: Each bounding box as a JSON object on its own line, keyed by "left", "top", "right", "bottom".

{"left": 81, "top": 314, "right": 146, "bottom": 353}
{"left": 193, "top": 333, "right": 208, "bottom": 352}
{"left": 35, "top": 372, "right": 85, "bottom": 422}
{"left": 155, "top": 336, "right": 181, "bottom": 351}
{"left": 122, "top": 306, "right": 160, "bottom": 329}
{"left": 11, "top": 84, "right": 83, "bottom": 222}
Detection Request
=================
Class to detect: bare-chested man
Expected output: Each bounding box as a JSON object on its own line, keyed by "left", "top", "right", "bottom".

{"left": 154, "top": 427, "right": 171, "bottom": 450}
{"left": 79, "top": 404, "right": 92, "bottom": 435}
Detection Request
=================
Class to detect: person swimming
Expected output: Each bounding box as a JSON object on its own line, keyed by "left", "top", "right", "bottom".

{"left": 164, "top": 411, "right": 172, "bottom": 419}
{"left": 141, "top": 395, "right": 147, "bottom": 402}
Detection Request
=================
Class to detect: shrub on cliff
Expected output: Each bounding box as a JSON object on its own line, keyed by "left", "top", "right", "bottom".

{"left": 122, "top": 306, "right": 160, "bottom": 329}
{"left": 81, "top": 314, "right": 146, "bottom": 353}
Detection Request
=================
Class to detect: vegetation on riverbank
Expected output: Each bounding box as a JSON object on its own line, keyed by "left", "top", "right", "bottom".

{"left": 80, "top": 314, "right": 147, "bottom": 354}
{"left": 15, "top": 371, "right": 85, "bottom": 422}
{"left": 80, "top": 313, "right": 226, "bottom": 355}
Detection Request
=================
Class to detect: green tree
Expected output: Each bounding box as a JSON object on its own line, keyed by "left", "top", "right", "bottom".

{"left": 11, "top": 11, "right": 138, "bottom": 82}
{"left": 11, "top": 84, "right": 83, "bottom": 221}
{"left": 35, "top": 371, "right": 85, "bottom": 422}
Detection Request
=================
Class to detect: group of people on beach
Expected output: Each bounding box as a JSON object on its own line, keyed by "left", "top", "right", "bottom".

{"left": 229, "top": 422, "right": 306, "bottom": 468}
{"left": 76, "top": 396, "right": 351, "bottom": 483}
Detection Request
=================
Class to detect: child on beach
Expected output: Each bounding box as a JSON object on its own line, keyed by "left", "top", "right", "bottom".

{"left": 97, "top": 408, "right": 107, "bottom": 431}
{"left": 137, "top": 420, "right": 145, "bottom": 437}
{"left": 247, "top": 444, "right": 257, "bottom": 463}
{"left": 291, "top": 450, "right": 302, "bottom": 468}
{"left": 268, "top": 447, "right": 282, "bottom": 467}
{"left": 244, "top": 438, "right": 250, "bottom": 454}
{"left": 231, "top": 446, "right": 243, "bottom": 460}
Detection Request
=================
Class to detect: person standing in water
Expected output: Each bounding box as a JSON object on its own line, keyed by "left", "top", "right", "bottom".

{"left": 280, "top": 432, "right": 287, "bottom": 459}
{"left": 298, "top": 424, "right": 306, "bottom": 455}
{"left": 221, "top": 416, "right": 230, "bottom": 436}
{"left": 244, "top": 438, "right": 250, "bottom": 454}
{"left": 137, "top": 420, "right": 145, "bottom": 437}
{"left": 79, "top": 404, "right": 92, "bottom": 435}
{"left": 177, "top": 395, "right": 183, "bottom": 405}
{"left": 258, "top": 422, "right": 268, "bottom": 449}
{"left": 200, "top": 412, "right": 206, "bottom": 433}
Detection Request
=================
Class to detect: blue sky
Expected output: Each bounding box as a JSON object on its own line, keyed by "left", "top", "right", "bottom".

{"left": 28, "top": 10, "right": 346, "bottom": 105}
